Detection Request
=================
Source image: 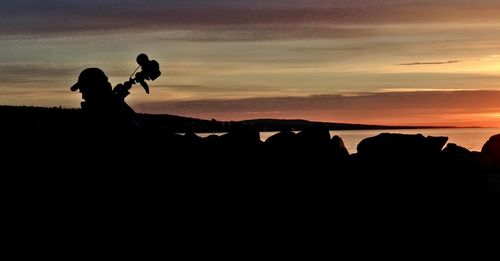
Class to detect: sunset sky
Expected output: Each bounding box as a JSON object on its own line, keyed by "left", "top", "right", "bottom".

{"left": 3, "top": 0, "right": 500, "bottom": 126}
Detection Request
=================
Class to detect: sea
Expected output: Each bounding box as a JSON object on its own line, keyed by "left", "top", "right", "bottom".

{"left": 197, "top": 128, "right": 500, "bottom": 154}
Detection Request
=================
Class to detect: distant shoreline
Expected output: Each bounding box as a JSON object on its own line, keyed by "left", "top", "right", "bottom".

{"left": 192, "top": 126, "right": 487, "bottom": 134}
{"left": 0, "top": 105, "right": 482, "bottom": 132}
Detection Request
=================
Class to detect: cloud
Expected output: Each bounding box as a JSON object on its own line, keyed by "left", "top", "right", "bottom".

{"left": 398, "top": 60, "right": 461, "bottom": 66}
{"left": 155, "top": 25, "right": 378, "bottom": 42}
{"left": 131, "top": 90, "right": 500, "bottom": 127}
{"left": 3, "top": 1, "right": 500, "bottom": 37}
{"left": 154, "top": 84, "right": 235, "bottom": 93}
{"left": 0, "top": 64, "right": 79, "bottom": 84}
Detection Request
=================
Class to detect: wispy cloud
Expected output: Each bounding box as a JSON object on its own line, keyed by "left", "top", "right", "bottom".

{"left": 398, "top": 60, "right": 461, "bottom": 66}
{"left": 154, "top": 26, "right": 378, "bottom": 42}
{"left": 0, "top": 64, "right": 79, "bottom": 84}
{"left": 3, "top": 1, "right": 500, "bottom": 37}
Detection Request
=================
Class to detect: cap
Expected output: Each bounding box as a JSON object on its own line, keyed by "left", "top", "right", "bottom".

{"left": 70, "top": 68, "right": 108, "bottom": 92}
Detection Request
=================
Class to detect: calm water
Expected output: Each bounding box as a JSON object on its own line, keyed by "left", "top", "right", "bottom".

{"left": 198, "top": 128, "right": 500, "bottom": 154}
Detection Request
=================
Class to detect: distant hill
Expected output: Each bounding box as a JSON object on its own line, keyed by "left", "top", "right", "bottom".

{"left": 0, "top": 105, "right": 450, "bottom": 133}
{"left": 237, "top": 119, "right": 447, "bottom": 131}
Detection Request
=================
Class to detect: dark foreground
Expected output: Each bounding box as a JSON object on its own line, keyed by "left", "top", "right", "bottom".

{"left": 2, "top": 106, "right": 499, "bottom": 232}
{"left": 3, "top": 111, "right": 500, "bottom": 246}
{"left": 5, "top": 120, "right": 500, "bottom": 206}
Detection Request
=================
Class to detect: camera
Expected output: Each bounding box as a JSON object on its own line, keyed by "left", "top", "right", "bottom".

{"left": 118, "top": 53, "right": 161, "bottom": 95}
{"left": 112, "top": 54, "right": 161, "bottom": 98}
{"left": 134, "top": 54, "right": 161, "bottom": 94}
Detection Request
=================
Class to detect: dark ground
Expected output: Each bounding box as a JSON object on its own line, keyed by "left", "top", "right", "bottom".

{"left": 1, "top": 105, "right": 499, "bottom": 233}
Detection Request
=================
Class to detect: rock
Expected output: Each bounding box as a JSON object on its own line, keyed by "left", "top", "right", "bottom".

{"left": 296, "top": 124, "right": 331, "bottom": 146}
{"left": 220, "top": 128, "right": 262, "bottom": 146}
{"left": 443, "top": 143, "right": 471, "bottom": 157}
{"left": 184, "top": 132, "right": 202, "bottom": 145}
{"left": 201, "top": 134, "right": 220, "bottom": 146}
{"left": 265, "top": 131, "right": 297, "bottom": 147}
{"left": 357, "top": 133, "right": 448, "bottom": 159}
{"left": 481, "top": 134, "right": 500, "bottom": 170}
{"left": 442, "top": 143, "right": 476, "bottom": 170}
{"left": 471, "top": 151, "right": 492, "bottom": 172}
{"left": 331, "top": 135, "right": 350, "bottom": 159}
{"left": 426, "top": 136, "right": 449, "bottom": 152}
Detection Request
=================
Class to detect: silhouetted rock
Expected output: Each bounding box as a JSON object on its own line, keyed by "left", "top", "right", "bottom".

{"left": 296, "top": 124, "right": 331, "bottom": 146}
{"left": 426, "top": 136, "right": 449, "bottom": 152}
{"left": 181, "top": 132, "right": 203, "bottom": 147}
{"left": 471, "top": 151, "right": 493, "bottom": 172}
{"left": 220, "top": 128, "right": 262, "bottom": 147}
{"left": 265, "top": 131, "right": 297, "bottom": 147}
{"left": 481, "top": 134, "right": 500, "bottom": 170}
{"left": 357, "top": 133, "right": 448, "bottom": 159}
{"left": 442, "top": 143, "right": 479, "bottom": 171}
{"left": 331, "top": 135, "right": 350, "bottom": 159}
{"left": 202, "top": 134, "right": 220, "bottom": 146}
{"left": 443, "top": 143, "right": 470, "bottom": 157}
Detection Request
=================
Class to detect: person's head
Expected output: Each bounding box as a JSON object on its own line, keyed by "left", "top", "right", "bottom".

{"left": 70, "top": 68, "right": 113, "bottom": 102}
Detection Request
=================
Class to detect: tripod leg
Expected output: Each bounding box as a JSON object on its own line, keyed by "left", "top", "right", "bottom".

{"left": 140, "top": 81, "right": 150, "bottom": 94}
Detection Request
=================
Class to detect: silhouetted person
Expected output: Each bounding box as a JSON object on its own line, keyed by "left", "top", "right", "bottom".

{"left": 71, "top": 68, "right": 135, "bottom": 115}
{"left": 70, "top": 54, "right": 161, "bottom": 131}
{"left": 70, "top": 68, "right": 138, "bottom": 131}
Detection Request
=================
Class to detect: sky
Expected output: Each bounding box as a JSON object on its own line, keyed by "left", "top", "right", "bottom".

{"left": 3, "top": 0, "right": 500, "bottom": 126}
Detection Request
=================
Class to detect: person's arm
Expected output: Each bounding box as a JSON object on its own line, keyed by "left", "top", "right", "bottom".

{"left": 112, "top": 81, "right": 133, "bottom": 100}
